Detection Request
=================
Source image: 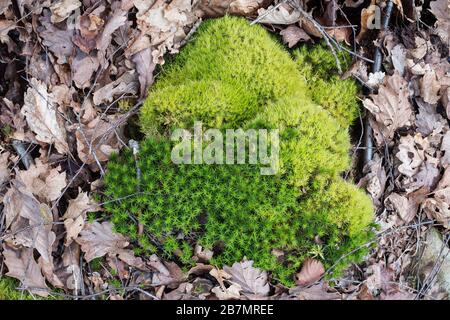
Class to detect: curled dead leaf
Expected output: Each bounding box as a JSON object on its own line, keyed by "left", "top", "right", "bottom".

{"left": 295, "top": 258, "right": 325, "bottom": 287}
{"left": 21, "top": 78, "right": 69, "bottom": 154}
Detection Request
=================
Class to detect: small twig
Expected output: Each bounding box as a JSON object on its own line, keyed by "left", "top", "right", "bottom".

{"left": 363, "top": 0, "right": 394, "bottom": 164}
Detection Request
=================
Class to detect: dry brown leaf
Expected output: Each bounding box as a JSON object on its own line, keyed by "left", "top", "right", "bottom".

{"left": 223, "top": 260, "right": 270, "bottom": 297}
{"left": 193, "top": 244, "right": 214, "bottom": 263}
{"left": 50, "top": 0, "right": 81, "bottom": 23}
{"left": 21, "top": 78, "right": 69, "bottom": 153}
{"left": 280, "top": 25, "right": 311, "bottom": 48}
{"left": 344, "top": 0, "right": 365, "bottom": 7}
{"left": 132, "top": 48, "right": 156, "bottom": 97}
{"left": 441, "top": 131, "right": 450, "bottom": 168}
{"left": 2, "top": 244, "right": 48, "bottom": 297}
{"left": 149, "top": 254, "right": 185, "bottom": 286}
{"left": 72, "top": 52, "right": 100, "bottom": 89}
{"left": 356, "top": 5, "right": 378, "bottom": 42}
{"left": 0, "top": 151, "right": 10, "bottom": 187}
{"left": 416, "top": 99, "right": 445, "bottom": 136}
{"left": 3, "top": 179, "right": 56, "bottom": 263}
{"left": 17, "top": 159, "right": 67, "bottom": 203}
{"left": 358, "top": 154, "right": 387, "bottom": 206}
{"left": 385, "top": 189, "right": 427, "bottom": 223}
{"left": 256, "top": 3, "right": 301, "bottom": 25}
{"left": 212, "top": 284, "right": 242, "bottom": 300}
{"left": 429, "top": 0, "right": 450, "bottom": 44}
{"left": 295, "top": 258, "right": 325, "bottom": 287}
{"left": 197, "top": 0, "right": 266, "bottom": 17}
{"left": 412, "top": 36, "right": 428, "bottom": 60}
{"left": 96, "top": 9, "right": 127, "bottom": 55}
{"left": 363, "top": 72, "right": 414, "bottom": 145}
{"left": 92, "top": 70, "right": 139, "bottom": 105}
{"left": 63, "top": 191, "right": 99, "bottom": 246}
{"left": 75, "top": 221, "right": 129, "bottom": 262}
{"left": 289, "top": 282, "right": 341, "bottom": 300}
{"left": 423, "top": 176, "right": 450, "bottom": 228}
{"left": 39, "top": 16, "right": 74, "bottom": 64}
{"left": 396, "top": 134, "right": 427, "bottom": 177}
{"left": 74, "top": 114, "right": 125, "bottom": 169}
{"left": 420, "top": 66, "right": 441, "bottom": 104}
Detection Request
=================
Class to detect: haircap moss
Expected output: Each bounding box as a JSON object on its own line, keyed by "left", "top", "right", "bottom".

{"left": 103, "top": 16, "right": 374, "bottom": 286}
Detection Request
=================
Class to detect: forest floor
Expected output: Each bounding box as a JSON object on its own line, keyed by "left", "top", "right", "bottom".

{"left": 0, "top": 0, "right": 449, "bottom": 300}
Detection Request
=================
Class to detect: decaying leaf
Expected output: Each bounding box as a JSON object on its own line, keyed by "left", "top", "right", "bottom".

{"left": 223, "top": 260, "right": 270, "bottom": 297}
{"left": 17, "top": 159, "right": 67, "bottom": 203}
{"left": 358, "top": 154, "right": 387, "bottom": 206}
{"left": 212, "top": 284, "right": 242, "bottom": 300}
{"left": 429, "top": 0, "right": 450, "bottom": 44}
{"left": 289, "top": 282, "right": 341, "bottom": 300}
{"left": 92, "top": 70, "right": 139, "bottom": 105}
{"left": 363, "top": 72, "right": 414, "bottom": 145}
{"left": 295, "top": 258, "right": 325, "bottom": 287}
{"left": 21, "top": 78, "right": 69, "bottom": 154}
{"left": 395, "top": 134, "right": 427, "bottom": 177}
{"left": 50, "top": 0, "right": 81, "bottom": 23}
{"left": 75, "top": 221, "right": 129, "bottom": 262}
{"left": 3, "top": 179, "right": 56, "bottom": 263}
{"left": 74, "top": 114, "right": 125, "bottom": 169}
{"left": 420, "top": 66, "right": 441, "bottom": 104}
{"left": 2, "top": 244, "right": 49, "bottom": 297}
{"left": 63, "top": 191, "right": 99, "bottom": 246}
{"left": 0, "top": 151, "right": 10, "bottom": 187}
{"left": 280, "top": 24, "right": 311, "bottom": 48}
{"left": 256, "top": 3, "right": 301, "bottom": 25}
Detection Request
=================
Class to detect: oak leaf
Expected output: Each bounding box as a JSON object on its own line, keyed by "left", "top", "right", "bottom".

{"left": 223, "top": 260, "right": 270, "bottom": 297}
{"left": 363, "top": 72, "right": 414, "bottom": 145}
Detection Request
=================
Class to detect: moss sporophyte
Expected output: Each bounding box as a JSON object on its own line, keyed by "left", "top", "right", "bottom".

{"left": 103, "top": 16, "right": 375, "bottom": 286}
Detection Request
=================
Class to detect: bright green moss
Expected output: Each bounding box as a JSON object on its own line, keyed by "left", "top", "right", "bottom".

{"left": 104, "top": 138, "right": 372, "bottom": 285}
{"left": 293, "top": 43, "right": 360, "bottom": 127}
{"left": 0, "top": 278, "right": 44, "bottom": 300}
{"left": 104, "top": 16, "right": 373, "bottom": 286}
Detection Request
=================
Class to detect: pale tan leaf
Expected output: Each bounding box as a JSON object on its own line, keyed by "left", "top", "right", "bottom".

{"left": 295, "top": 258, "right": 325, "bottom": 287}
{"left": 132, "top": 48, "right": 156, "bottom": 97}
{"left": 3, "top": 179, "right": 56, "bottom": 263}
{"left": 96, "top": 9, "right": 127, "bottom": 53}
{"left": 0, "top": 151, "right": 10, "bottom": 187}
{"left": 358, "top": 154, "right": 387, "bottom": 206}
{"left": 420, "top": 66, "right": 441, "bottom": 104}
{"left": 256, "top": 4, "right": 301, "bottom": 25}
{"left": 289, "top": 283, "right": 341, "bottom": 300}
{"left": 21, "top": 78, "right": 69, "bottom": 153}
{"left": 75, "top": 221, "right": 129, "bottom": 261}
{"left": 385, "top": 193, "right": 412, "bottom": 222}
{"left": 92, "top": 70, "right": 138, "bottom": 105}
{"left": 280, "top": 25, "right": 311, "bottom": 48}
{"left": 50, "top": 0, "right": 81, "bottom": 23}
{"left": 363, "top": 72, "right": 414, "bottom": 145}
{"left": 63, "top": 191, "right": 99, "bottom": 246}
{"left": 212, "top": 284, "right": 242, "bottom": 300}
{"left": 17, "top": 159, "right": 67, "bottom": 202}
{"left": 416, "top": 99, "right": 445, "bottom": 136}
{"left": 2, "top": 244, "right": 48, "bottom": 297}
{"left": 429, "top": 0, "right": 450, "bottom": 44}
{"left": 74, "top": 114, "right": 125, "bottom": 170}
{"left": 395, "top": 134, "right": 427, "bottom": 177}
{"left": 223, "top": 260, "right": 270, "bottom": 296}
{"left": 72, "top": 52, "right": 100, "bottom": 89}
